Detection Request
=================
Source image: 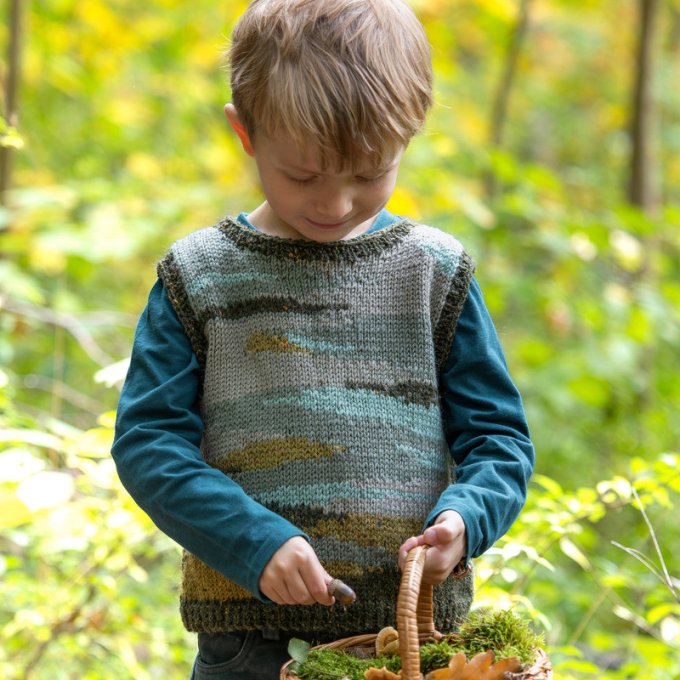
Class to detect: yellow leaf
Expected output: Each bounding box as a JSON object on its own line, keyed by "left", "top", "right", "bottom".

{"left": 477, "top": 0, "right": 517, "bottom": 21}
{"left": 387, "top": 187, "right": 421, "bottom": 220}
{"left": 69, "top": 427, "right": 114, "bottom": 459}
{"left": 97, "top": 410, "right": 118, "bottom": 429}
{"left": 647, "top": 604, "right": 679, "bottom": 625}
{"left": 0, "top": 491, "right": 32, "bottom": 528}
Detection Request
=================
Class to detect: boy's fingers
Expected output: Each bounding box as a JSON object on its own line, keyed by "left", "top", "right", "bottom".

{"left": 261, "top": 536, "right": 335, "bottom": 605}
{"left": 263, "top": 568, "right": 315, "bottom": 605}
{"left": 286, "top": 576, "right": 315, "bottom": 605}
{"left": 397, "top": 535, "right": 425, "bottom": 570}
{"left": 285, "top": 560, "right": 332, "bottom": 605}
{"left": 293, "top": 559, "right": 334, "bottom": 606}
{"left": 265, "top": 584, "right": 287, "bottom": 605}
{"left": 299, "top": 568, "right": 333, "bottom": 606}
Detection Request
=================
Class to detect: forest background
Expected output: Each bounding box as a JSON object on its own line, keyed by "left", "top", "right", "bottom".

{"left": 1, "top": 0, "right": 679, "bottom": 678}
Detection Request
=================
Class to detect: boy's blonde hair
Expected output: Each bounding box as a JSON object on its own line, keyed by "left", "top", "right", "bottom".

{"left": 229, "top": 0, "right": 433, "bottom": 170}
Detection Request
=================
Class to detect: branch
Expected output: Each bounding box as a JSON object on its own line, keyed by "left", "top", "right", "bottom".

{"left": 485, "top": 0, "right": 533, "bottom": 200}
{"left": 1, "top": 298, "right": 124, "bottom": 367}
{"left": 22, "top": 374, "right": 106, "bottom": 415}
{"left": 612, "top": 486, "right": 679, "bottom": 603}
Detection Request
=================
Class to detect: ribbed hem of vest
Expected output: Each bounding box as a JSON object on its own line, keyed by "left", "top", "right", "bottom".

{"left": 215, "top": 216, "right": 414, "bottom": 262}
{"left": 180, "top": 572, "right": 473, "bottom": 634}
{"left": 434, "top": 251, "right": 476, "bottom": 371}
{"left": 157, "top": 251, "right": 207, "bottom": 372}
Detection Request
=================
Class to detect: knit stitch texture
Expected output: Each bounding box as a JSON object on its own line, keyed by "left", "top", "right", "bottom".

{"left": 157, "top": 216, "right": 475, "bottom": 634}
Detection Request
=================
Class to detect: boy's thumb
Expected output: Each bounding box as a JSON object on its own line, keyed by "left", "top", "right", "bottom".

{"left": 423, "top": 523, "right": 453, "bottom": 546}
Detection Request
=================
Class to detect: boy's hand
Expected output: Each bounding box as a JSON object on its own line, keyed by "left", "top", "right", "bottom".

{"left": 259, "top": 536, "right": 335, "bottom": 606}
{"left": 397, "top": 510, "right": 467, "bottom": 586}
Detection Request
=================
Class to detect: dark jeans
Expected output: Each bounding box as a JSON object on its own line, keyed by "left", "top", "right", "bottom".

{"left": 190, "top": 629, "right": 355, "bottom": 680}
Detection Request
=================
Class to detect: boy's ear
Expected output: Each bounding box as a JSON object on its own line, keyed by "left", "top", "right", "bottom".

{"left": 224, "top": 104, "right": 255, "bottom": 156}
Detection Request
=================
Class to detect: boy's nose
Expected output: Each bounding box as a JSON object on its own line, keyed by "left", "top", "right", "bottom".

{"left": 314, "top": 188, "right": 353, "bottom": 221}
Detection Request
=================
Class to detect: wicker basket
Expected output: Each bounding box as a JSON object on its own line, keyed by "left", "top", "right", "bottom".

{"left": 280, "top": 545, "right": 552, "bottom": 679}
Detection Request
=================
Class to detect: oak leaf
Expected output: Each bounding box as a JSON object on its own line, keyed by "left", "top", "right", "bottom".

{"left": 424, "top": 650, "right": 521, "bottom": 680}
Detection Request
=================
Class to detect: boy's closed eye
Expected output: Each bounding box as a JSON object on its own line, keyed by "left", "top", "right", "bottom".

{"left": 288, "top": 175, "right": 319, "bottom": 186}
{"left": 286, "top": 173, "right": 387, "bottom": 186}
{"left": 355, "top": 173, "right": 387, "bottom": 184}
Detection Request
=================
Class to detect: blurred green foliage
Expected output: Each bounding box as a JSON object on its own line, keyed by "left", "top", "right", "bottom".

{"left": 1, "top": 0, "right": 679, "bottom": 677}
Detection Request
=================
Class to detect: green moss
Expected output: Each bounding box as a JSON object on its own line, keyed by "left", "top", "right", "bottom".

{"left": 418, "top": 640, "right": 461, "bottom": 675}
{"left": 295, "top": 649, "right": 400, "bottom": 680}
{"left": 445, "top": 608, "right": 544, "bottom": 668}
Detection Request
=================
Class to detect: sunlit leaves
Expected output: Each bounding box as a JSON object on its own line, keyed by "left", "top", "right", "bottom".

{"left": 476, "top": 452, "right": 680, "bottom": 676}
{"left": 0, "top": 414, "right": 193, "bottom": 677}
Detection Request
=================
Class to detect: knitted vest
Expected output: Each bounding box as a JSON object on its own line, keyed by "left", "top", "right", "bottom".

{"left": 157, "top": 216, "right": 475, "bottom": 634}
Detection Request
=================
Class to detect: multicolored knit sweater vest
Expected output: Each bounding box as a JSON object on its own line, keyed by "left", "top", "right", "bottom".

{"left": 157, "top": 217, "right": 475, "bottom": 634}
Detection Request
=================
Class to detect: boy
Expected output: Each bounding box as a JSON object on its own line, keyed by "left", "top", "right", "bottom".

{"left": 111, "top": 0, "right": 535, "bottom": 678}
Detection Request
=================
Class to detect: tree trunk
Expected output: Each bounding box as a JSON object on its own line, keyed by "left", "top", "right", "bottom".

{"left": 1, "top": 0, "right": 25, "bottom": 206}
{"left": 628, "top": 0, "right": 660, "bottom": 212}
{"left": 628, "top": 0, "right": 663, "bottom": 417}
{"left": 485, "top": 0, "right": 533, "bottom": 201}
{"left": 669, "top": 4, "right": 680, "bottom": 54}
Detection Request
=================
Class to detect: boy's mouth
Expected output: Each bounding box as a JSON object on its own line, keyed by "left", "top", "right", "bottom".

{"left": 305, "top": 217, "right": 350, "bottom": 230}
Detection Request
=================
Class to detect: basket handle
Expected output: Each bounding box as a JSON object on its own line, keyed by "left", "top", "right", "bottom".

{"left": 396, "top": 545, "right": 436, "bottom": 679}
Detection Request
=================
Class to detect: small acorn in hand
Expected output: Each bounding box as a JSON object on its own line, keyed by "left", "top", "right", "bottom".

{"left": 327, "top": 578, "right": 357, "bottom": 605}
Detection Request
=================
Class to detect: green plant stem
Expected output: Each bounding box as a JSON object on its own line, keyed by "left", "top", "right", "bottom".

{"left": 567, "top": 583, "right": 610, "bottom": 646}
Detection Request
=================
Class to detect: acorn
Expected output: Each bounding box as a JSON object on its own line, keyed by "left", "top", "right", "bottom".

{"left": 327, "top": 578, "right": 357, "bottom": 605}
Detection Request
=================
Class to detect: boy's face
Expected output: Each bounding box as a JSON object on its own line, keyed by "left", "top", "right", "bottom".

{"left": 226, "top": 106, "right": 403, "bottom": 242}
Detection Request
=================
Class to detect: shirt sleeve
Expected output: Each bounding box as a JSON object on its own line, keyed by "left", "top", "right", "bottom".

{"left": 427, "top": 277, "right": 535, "bottom": 560}
{"left": 111, "top": 280, "right": 306, "bottom": 601}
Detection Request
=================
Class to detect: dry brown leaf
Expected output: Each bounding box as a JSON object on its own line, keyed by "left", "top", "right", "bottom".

{"left": 425, "top": 667, "right": 454, "bottom": 679}
{"left": 488, "top": 656, "right": 522, "bottom": 676}
{"left": 425, "top": 652, "right": 466, "bottom": 679}
{"left": 461, "top": 651, "right": 495, "bottom": 677}
{"left": 447, "top": 652, "right": 468, "bottom": 675}
{"left": 424, "top": 650, "right": 522, "bottom": 680}
{"left": 364, "top": 666, "right": 401, "bottom": 680}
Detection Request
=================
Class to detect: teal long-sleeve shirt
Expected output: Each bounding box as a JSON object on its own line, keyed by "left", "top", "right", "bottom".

{"left": 112, "top": 215, "right": 534, "bottom": 601}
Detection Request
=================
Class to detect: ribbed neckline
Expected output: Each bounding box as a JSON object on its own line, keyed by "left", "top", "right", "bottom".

{"left": 215, "top": 215, "right": 414, "bottom": 262}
